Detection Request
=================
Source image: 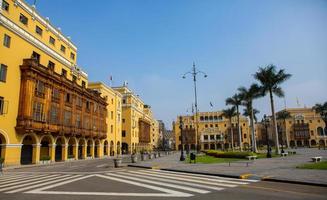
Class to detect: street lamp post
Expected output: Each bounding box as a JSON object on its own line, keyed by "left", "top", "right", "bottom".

{"left": 263, "top": 115, "right": 272, "bottom": 158}
{"left": 183, "top": 62, "right": 207, "bottom": 153}
{"left": 179, "top": 116, "right": 185, "bottom": 161}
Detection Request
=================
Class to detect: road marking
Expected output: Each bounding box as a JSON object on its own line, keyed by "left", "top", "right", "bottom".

{"left": 117, "top": 171, "right": 224, "bottom": 191}
{"left": 3, "top": 174, "right": 75, "bottom": 193}
{"left": 107, "top": 173, "right": 210, "bottom": 194}
{"left": 2, "top": 169, "right": 127, "bottom": 175}
{"left": 132, "top": 170, "right": 238, "bottom": 187}
{"left": 0, "top": 174, "right": 57, "bottom": 187}
{"left": 150, "top": 169, "right": 259, "bottom": 182}
{"left": 26, "top": 174, "right": 192, "bottom": 197}
{"left": 0, "top": 174, "right": 38, "bottom": 183}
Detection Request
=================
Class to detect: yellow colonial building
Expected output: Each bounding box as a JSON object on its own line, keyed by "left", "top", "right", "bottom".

{"left": 113, "top": 85, "right": 159, "bottom": 154}
{"left": 0, "top": 0, "right": 115, "bottom": 166}
{"left": 174, "top": 111, "right": 251, "bottom": 151}
{"left": 88, "top": 82, "right": 123, "bottom": 156}
{"left": 255, "top": 107, "right": 326, "bottom": 148}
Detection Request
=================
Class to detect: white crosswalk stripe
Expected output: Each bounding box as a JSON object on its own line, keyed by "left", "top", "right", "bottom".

{"left": 0, "top": 170, "right": 259, "bottom": 196}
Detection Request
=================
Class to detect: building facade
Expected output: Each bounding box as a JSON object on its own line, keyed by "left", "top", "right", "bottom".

{"left": 0, "top": 0, "right": 107, "bottom": 166}
{"left": 88, "top": 82, "right": 123, "bottom": 157}
{"left": 255, "top": 107, "right": 326, "bottom": 148}
{"left": 174, "top": 111, "right": 251, "bottom": 151}
{"left": 113, "top": 85, "right": 159, "bottom": 154}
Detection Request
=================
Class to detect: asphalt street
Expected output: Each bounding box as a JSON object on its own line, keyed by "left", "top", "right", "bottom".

{"left": 1, "top": 157, "right": 326, "bottom": 200}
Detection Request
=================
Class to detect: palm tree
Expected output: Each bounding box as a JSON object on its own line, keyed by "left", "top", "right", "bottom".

{"left": 238, "top": 83, "right": 262, "bottom": 152}
{"left": 254, "top": 64, "right": 292, "bottom": 154}
{"left": 276, "top": 110, "right": 291, "bottom": 149}
{"left": 313, "top": 102, "right": 327, "bottom": 130}
{"left": 243, "top": 103, "right": 260, "bottom": 152}
{"left": 222, "top": 107, "right": 236, "bottom": 151}
{"left": 226, "top": 94, "right": 243, "bottom": 151}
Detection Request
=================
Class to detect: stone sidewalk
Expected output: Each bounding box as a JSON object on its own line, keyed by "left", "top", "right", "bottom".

{"left": 129, "top": 148, "right": 327, "bottom": 186}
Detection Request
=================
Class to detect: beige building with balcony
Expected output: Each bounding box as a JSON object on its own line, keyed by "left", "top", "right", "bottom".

{"left": 255, "top": 107, "right": 326, "bottom": 148}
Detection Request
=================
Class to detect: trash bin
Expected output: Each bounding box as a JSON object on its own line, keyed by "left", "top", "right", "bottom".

{"left": 190, "top": 153, "right": 196, "bottom": 164}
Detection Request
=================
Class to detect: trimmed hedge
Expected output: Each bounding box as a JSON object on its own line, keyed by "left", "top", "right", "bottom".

{"left": 203, "top": 150, "right": 256, "bottom": 159}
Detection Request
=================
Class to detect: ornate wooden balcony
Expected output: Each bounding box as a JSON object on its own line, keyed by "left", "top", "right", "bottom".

{"left": 16, "top": 59, "right": 108, "bottom": 139}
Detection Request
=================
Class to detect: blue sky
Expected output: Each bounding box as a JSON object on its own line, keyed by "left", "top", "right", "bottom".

{"left": 29, "top": 0, "right": 327, "bottom": 129}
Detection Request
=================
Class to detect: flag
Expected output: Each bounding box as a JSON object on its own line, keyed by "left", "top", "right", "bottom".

{"left": 210, "top": 102, "right": 213, "bottom": 107}
{"left": 109, "top": 75, "right": 113, "bottom": 81}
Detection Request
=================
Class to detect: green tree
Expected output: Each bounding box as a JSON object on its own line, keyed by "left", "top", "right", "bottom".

{"left": 254, "top": 64, "right": 292, "bottom": 154}
{"left": 276, "top": 110, "right": 291, "bottom": 148}
{"left": 226, "top": 94, "right": 243, "bottom": 151}
{"left": 238, "top": 83, "right": 262, "bottom": 152}
{"left": 222, "top": 107, "right": 236, "bottom": 151}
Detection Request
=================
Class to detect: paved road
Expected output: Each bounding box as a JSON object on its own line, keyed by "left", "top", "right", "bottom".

{"left": 1, "top": 158, "right": 326, "bottom": 200}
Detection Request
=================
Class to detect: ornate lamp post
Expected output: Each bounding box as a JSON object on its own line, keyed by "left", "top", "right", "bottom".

{"left": 179, "top": 116, "right": 185, "bottom": 161}
{"left": 182, "top": 62, "right": 207, "bottom": 153}
{"left": 262, "top": 115, "right": 272, "bottom": 158}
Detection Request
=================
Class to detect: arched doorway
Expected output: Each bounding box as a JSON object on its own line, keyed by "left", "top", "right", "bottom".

{"left": 110, "top": 141, "right": 114, "bottom": 156}
{"left": 319, "top": 140, "right": 325, "bottom": 147}
{"left": 55, "top": 137, "right": 65, "bottom": 162}
{"left": 68, "top": 138, "right": 76, "bottom": 159}
{"left": 117, "top": 141, "right": 121, "bottom": 155}
{"left": 304, "top": 140, "right": 309, "bottom": 147}
{"left": 311, "top": 140, "right": 317, "bottom": 146}
{"left": 296, "top": 140, "right": 303, "bottom": 147}
{"left": 21, "top": 135, "right": 36, "bottom": 165}
{"left": 224, "top": 143, "right": 230, "bottom": 150}
{"left": 317, "top": 127, "right": 324, "bottom": 136}
{"left": 87, "top": 140, "right": 92, "bottom": 157}
{"left": 40, "top": 136, "right": 52, "bottom": 161}
{"left": 0, "top": 133, "right": 6, "bottom": 162}
{"left": 122, "top": 143, "right": 128, "bottom": 154}
{"left": 103, "top": 141, "right": 108, "bottom": 156}
{"left": 217, "top": 143, "right": 222, "bottom": 150}
{"left": 78, "top": 139, "right": 85, "bottom": 159}
{"left": 94, "top": 140, "right": 100, "bottom": 158}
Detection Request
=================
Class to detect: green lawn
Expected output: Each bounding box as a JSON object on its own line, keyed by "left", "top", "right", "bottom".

{"left": 185, "top": 155, "right": 242, "bottom": 164}
{"left": 297, "top": 161, "right": 327, "bottom": 170}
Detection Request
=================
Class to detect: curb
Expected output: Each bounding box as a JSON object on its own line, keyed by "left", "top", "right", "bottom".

{"left": 262, "top": 177, "right": 327, "bottom": 187}
{"left": 127, "top": 164, "right": 241, "bottom": 179}
{"left": 128, "top": 164, "right": 327, "bottom": 187}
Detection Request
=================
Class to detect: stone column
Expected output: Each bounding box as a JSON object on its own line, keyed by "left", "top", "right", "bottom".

{"left": 49, "top": 143, "right": 56, "bottom": 162}
{"left": 32, "top": 143, "right": 41, "bottom": 164}
{"left": 62, "top": 144, "right": 68, "bottom": 161}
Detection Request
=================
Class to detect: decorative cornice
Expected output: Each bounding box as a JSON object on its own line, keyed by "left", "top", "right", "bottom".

{"left": 0, "top": 14, "right": 88, "bottom": 79}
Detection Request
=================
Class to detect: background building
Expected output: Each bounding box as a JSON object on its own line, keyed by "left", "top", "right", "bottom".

{"left": 174, "top": 111, "right": 251, "bottom": 151}
{"left": 255, "top": 107, "right": 326, "bottom": 148}
{"left": 88, "top": 82, "right": 123, "bottom": 157}
{"left": 113, "top": 85, "right": 159, "bottom": 154}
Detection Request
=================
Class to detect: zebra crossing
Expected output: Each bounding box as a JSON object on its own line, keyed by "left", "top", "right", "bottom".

{"left": 0, "top": 169, "right": 259, "bottom": 197}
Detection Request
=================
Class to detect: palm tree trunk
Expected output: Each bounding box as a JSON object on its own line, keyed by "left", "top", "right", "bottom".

{"left": 250, "top": 107, "right": 257, "bottom": 152}
{"left": 230, "top": 118, "right": 234, "bottom": 151}
{"left": 269, "top": 90, "right": 280, "bottom": 154}
{"left": 237, "top": 106, "right": 243, "bottom": 151}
